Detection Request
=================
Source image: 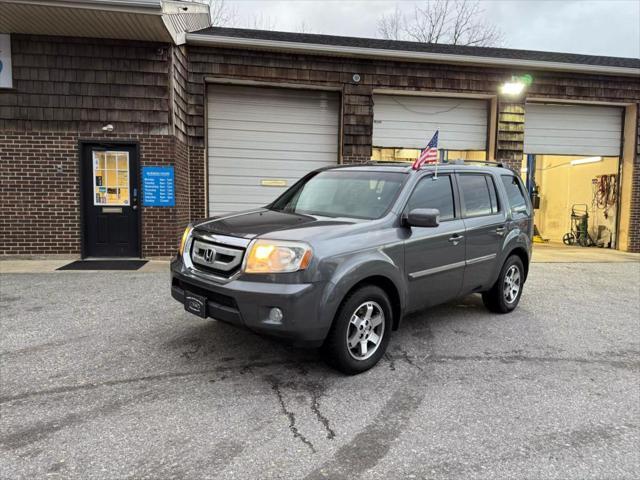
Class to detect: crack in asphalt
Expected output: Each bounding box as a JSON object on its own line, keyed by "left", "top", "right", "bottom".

{"left": 308, "top": 383, "right": 336, "bottom": 440}
{"left": 384, "top": 352, "right": 396, "bottom": 371}
{"left": 266, "top": 376, "right": 316, "bottom": 453}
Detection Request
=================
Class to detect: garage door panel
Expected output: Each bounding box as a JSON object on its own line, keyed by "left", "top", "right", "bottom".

{"left": 526, "top": 127, "right": 622, "bottom": 140}
{"left": 208, "top": 120, "right": 338, "bottom": 136}
{"left": 207, "top": 84, "right": 339, "bottom": 215}
{"left": 209, "top": 129, "right": 338, "bottom": 146}
{"left": 210, "top": 166, "right": 317, "bottom": 178}
{"left": 209, "top": 147, "right": 336, "bottom": 162}
{"left": 209, "top": 141, "right": 338, "bottom": 155}
{"left": 209, "top": 157, "right": 333, "bottom": 171}
{"left": 210, "top": 175, "right": 301, "bottom": 187}
{"left": 208, "top": 109, "right": 339, "bottom": 127}
{"left": 524, "top": 103, "right": 622, "bottom": 156}
{"left": 373, "top": 94, "right": 488, "bottom": 151}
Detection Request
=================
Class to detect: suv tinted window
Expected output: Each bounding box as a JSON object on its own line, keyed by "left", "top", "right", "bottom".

{"left": 407, "top": 175, "right": 455, "bottom": 221}
{"left": 501, "top": 175, "right": 529, "bottom": 216}
{"left": 458, "top": 174, "right": 498, "bottom": 217}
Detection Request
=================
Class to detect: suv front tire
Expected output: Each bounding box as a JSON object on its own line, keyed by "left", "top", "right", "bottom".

{"left": 322, "top": 285, "right": 392, "bottom": 374}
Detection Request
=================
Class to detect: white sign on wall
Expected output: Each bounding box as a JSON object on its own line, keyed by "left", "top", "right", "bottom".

{"left": 0, "top": 34, "right": 13, "bottom": 89}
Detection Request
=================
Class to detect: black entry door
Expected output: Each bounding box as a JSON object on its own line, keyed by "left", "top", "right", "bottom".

{"left": 81, "top": 143, "right": 140, "bottom": 257}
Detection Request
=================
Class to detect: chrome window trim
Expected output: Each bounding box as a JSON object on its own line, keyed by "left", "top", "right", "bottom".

{"left": 408, "top": 253, "right": 497, "bottom": 279}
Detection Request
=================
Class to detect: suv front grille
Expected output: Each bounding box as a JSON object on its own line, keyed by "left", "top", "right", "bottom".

{"left": 189, "top": 238, "right": 245, "bottom": 278}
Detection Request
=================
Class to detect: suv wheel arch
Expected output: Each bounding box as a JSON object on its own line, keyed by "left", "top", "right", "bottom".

{"left": 333, "top": 275, "right": 403, "bottom": 332}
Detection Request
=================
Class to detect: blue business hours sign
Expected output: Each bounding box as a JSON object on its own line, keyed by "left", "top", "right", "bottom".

{"left": 142, "top": 166, "right": 175, "bottom": 207}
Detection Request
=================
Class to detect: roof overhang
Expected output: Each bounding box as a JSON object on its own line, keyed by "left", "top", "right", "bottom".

{"left": 0, "top": 0, "right": 210, "bottom": 44}
{"left": 186, "top": 33, "right": 640, "bottom": 77}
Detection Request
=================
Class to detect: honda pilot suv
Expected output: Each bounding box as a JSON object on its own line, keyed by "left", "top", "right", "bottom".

{"left": 171, "top": 163, "right": 533, "bottom": 374}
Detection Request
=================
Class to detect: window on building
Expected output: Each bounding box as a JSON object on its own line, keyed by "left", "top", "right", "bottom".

{"left": 407, "top": 175, "right": 455, "bottom": 221}
{"left": 371, "top": 147, "right": 486, "bottom": 164}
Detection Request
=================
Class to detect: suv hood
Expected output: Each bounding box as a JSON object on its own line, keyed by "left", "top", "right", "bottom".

{"left": 194, "top": 209, "right": 355, "bottom": 239}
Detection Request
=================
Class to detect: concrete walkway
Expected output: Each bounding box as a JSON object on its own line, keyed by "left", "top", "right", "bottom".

{"left": 532, "top": 242, "right": 640, "bottom": 263}
{"left": 1, "top": 244, "right": 638, "bottom": 274}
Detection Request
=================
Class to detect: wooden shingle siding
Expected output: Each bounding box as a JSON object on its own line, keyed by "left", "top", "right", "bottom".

{"left": 0, "top": 35, "right": 171, "bottom": 134}
{"left": 171, "top": 45, "right": 189, "bottom": 142}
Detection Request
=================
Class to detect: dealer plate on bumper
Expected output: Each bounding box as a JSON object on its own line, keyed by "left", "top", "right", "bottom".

{"left": 184, "top": 291, "right": 207, "bottom": 318}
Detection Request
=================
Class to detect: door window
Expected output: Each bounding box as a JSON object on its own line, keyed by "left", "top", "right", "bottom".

{"left": 500, "top": 175, "right": 529, "bottom": 216}
{"left": 93, "top": 151, "right": 130, "bottom": 206}
{"left": 407, "top": 175, "right": 455, "bottom": 221}
{"left": 458, "top": 174, "right": 499, "bottom": 217}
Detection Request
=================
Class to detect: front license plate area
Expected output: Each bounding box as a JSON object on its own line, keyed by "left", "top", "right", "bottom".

{"left": 184, "top": 291, "right": 207, "bottom": 318}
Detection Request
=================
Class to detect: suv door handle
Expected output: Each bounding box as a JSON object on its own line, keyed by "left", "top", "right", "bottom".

{"left": 495, "top": 227, "right": 506, "bottom": 236}
{"left": 448, "top": 234, "right": 464, "bottom": 245}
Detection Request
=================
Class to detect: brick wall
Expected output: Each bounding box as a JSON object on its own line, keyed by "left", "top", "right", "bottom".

{"left": 0, "top": 132, "right": 185, "bottom": 257}
{"left": 0, "top": 132, "right": 79, "bottom": 255}
{"left": 188, "top": 144, "right": 206, "bottom": 220}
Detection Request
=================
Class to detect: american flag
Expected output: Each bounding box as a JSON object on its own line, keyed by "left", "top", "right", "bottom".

{"left": 412, "top": 131, "right": 439, "bottom": 170}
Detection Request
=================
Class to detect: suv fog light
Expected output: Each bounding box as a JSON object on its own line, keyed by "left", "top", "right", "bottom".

{"left": 268, "top": 307, "right": 284, "bottom": 324}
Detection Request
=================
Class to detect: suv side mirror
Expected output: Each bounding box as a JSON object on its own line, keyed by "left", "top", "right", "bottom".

{"left": 405, "top": 208, "right": 440, "bottom": 228}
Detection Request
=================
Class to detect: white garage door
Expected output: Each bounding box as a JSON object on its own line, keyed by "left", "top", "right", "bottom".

{"left": 524, "top": 103, "right": 623, "bottom": 156}
{"left": 372, "top": 94, "right": 488, "bottom": 150}
{"left": 207, "top": 84, "right": 339, "bottom": 216}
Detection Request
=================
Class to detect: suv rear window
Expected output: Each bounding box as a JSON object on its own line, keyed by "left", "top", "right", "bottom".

{"left": 458, "top": 174, "right": 499, "bottom": 217}
{"left": 500, "top": 175, "right": 529, "bottom": 216}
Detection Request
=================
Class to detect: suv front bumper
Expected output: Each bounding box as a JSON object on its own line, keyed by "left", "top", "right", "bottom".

{"left": 170, "top": 258, "right": 329, "bottom": 348}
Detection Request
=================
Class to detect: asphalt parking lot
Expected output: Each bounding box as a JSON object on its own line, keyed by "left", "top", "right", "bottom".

{"left": 1, "top": 262, "right": 639, "bottom": 479}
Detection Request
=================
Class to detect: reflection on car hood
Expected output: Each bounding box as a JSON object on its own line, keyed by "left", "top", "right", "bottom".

{"left": 194, "top": 209, "right": 355, "bottom": 239}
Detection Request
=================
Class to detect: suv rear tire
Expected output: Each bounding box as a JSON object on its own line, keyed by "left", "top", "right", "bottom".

{"left": 322, "top": 285, "right": 392, "bottom": 374}
{"left": 482, "top": 255, "right": 525, "bottom": 313}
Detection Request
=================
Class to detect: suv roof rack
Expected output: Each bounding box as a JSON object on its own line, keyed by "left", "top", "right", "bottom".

{"left": 363, "top": 160, "right": 411, "bottom": 166}
{"left": 448, "top": 159, "right": 505, "bottom": 168}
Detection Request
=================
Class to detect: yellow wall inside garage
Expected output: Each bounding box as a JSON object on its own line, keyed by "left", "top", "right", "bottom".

{"left": 534, "top": 155, "right": 619, "bottom": 245}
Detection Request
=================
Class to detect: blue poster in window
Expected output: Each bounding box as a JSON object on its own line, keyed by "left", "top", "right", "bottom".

{"left": 142, "top": 166, "right": 175, "bottom": 207}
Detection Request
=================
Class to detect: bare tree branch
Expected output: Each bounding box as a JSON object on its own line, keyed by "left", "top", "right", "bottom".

{"left": 247, "top": 13, "right": 278, "bottom": 31}
{"left": 378, "top": 0, "right": 504, "bottom": 47}
{"left": 297, "top": 21, "right": 313, "bottom": 34}
{"left": 377, "top": 4, "right": 405, "bottom": 40}
{"left": 207, "top": 0, "right": 237, "bottom": 27}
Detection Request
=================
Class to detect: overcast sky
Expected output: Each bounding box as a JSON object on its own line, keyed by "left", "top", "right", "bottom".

{"left": 219, "top": 0, "right": 640, "bottom": 58}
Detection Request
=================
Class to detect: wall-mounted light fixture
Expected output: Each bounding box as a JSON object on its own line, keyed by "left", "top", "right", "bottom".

{"left": 500, "top": 80, "right": 525, "bottom": 96}
{"left": 499, "top": 74, "right": 533, "bottom": 97}
{"left": 570, "top": 156, "right": 602, "bottom": 166}
{"left": 352, "top": 73, "right": 361, "bottom": 83}
{"left": 102, "top": 124, "right": 114, "bottom": 132}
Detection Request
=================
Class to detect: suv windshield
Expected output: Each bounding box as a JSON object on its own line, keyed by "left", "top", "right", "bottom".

{"left": 270, "top": 170, "right": 406, "bottom": 219}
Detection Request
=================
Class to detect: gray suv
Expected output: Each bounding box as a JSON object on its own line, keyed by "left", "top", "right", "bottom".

{"left": 171, "top": 163, "right": 533, "bottom": 374}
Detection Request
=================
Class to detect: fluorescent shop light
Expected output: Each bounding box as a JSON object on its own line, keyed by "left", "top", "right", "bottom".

{"left": 570, "top": 156, "right": 602, "bottom": 166}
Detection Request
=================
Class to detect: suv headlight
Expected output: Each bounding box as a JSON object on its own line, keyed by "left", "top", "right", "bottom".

{"left": 179, "top": 224, "right": 192, "bottom": 256}
{"left": 244, "top": 240, "right": 312, "bottom": 274}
